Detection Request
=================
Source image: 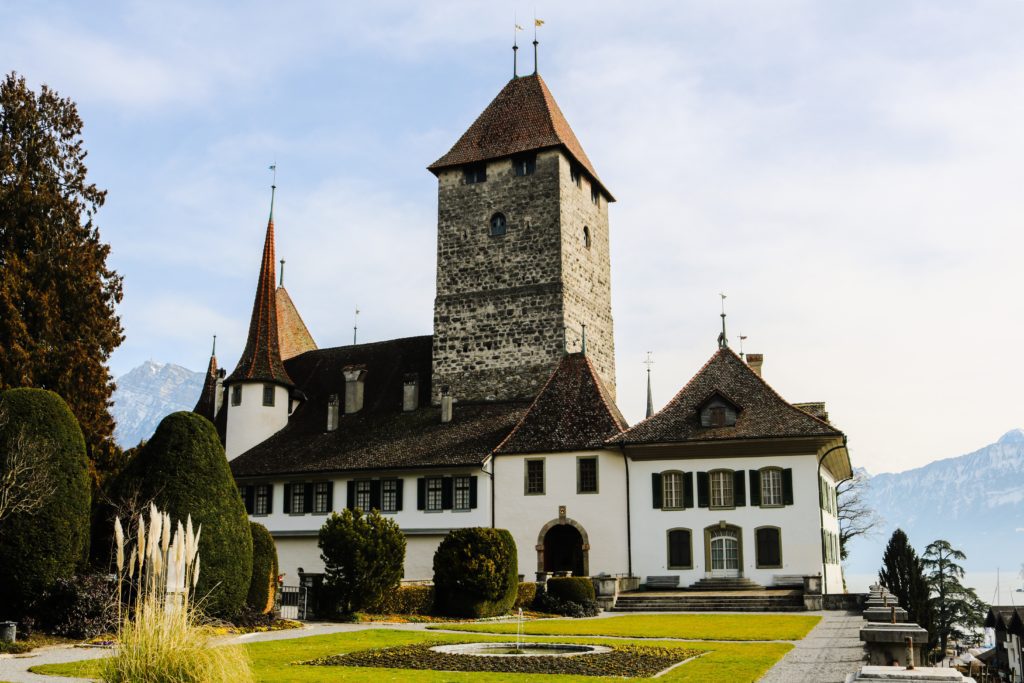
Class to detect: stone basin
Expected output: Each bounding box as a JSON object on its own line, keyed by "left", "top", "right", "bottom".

{"left": 430, "top": 642, "right": 612, "bottom": 657}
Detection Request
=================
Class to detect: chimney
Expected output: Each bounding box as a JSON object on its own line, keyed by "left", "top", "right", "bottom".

{"left": 342, "top": 365, "right": 367, "bottom": 414}
{"left": 402, "top": 373, "right": 419, "bottom": 412}
{"left": 214, "top": 368, "right": 226, "bottom": 414}
{"left": 440, "top": 385, "right": 453, "bottom": 423}
{"left": 326, "top": 393, "right": 340, "bottom": 431}
{"left": 746, "top": 353, "right": 763, "bottom": 377}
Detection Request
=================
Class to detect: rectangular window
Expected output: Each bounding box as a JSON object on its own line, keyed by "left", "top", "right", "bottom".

{"left": 355, "top": 480, "right": 372, "bottom": 511}
{"left": 262, "top": 384, "right": 275, "bottom": 407}
{"left": 710, "top": 470, "right": 734, "bottom": 508}
{"left": 525, "top": 459, "right": 545, "bottom": 495}
{"left": 464, "top": 163, "right": 487, "bottom": 184}
{"left": 667, "top": 529, "right": 693, "bottom": 569}
{"left": 313, "top": 482, "right": 331, "bottom": 513}
{"left": 290, "top": 484, "right": 306, "bottom": 514}
{"left": 381, "top": 479, "right": 398, "bottom": 513}
{"left": 761, "top": 469, "right": 783, "bottom": 506}
{"left": 231, "top": 385, "right": 242, "bottom": 406}
{"left": 577, "top": 457, "right": 598, "bottom": 493}
{"left": 512, "top": 153, "right": 536, "bottom": 176}
{"left": 453, "top": 476, "right": 471, "bottom": 511}
{"left": 426, "top": 477, "right": 443, "bottom": 511}
{"left": 254, "top": 484, "right": 271, "bottom": 515}
{"left": 663, "top": 472, "right": 683, "bottom": 509}
{"left": 756, "top": 527, "right": 783, "bottom": 568}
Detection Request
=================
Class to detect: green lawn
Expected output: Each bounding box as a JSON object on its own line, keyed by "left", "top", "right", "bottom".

{"left": 35, "top": 619, "right": 801, "bottom": 682}
{"left": 430, "top": 613, "right": 821, "bottom": 641}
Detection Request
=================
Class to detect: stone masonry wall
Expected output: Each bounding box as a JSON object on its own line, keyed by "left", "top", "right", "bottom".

{"left": 433, "top": 148, "right": 615, "bottom": 403}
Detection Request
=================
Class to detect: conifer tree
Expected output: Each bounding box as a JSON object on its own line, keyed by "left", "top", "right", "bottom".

{"left": 0, "top": 72, "right": 124, "bottom": 487}
{"left": 878, "top": 528, "right": 935, "bottom": 656}
{"left": 923, "top": 539, "right": 986, "bottom": 655}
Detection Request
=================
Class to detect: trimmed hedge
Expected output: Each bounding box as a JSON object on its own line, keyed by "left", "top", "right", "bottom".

{"left": 115, "top": 412, "right": 252, "bottom": 618}
{"left": 546, "top": 576, "right": 596, "bottom": 604}
{"left": 433, "top": 527, "right": 518, "bottom": 618}
{"left": 37, "top": 573, "right": 117, "bottom": 638}
{"left": 247, "top": 522, "right": 278, "bottom": 614}
{"left": 0, "top": 389, "right": 91, "bottom": 619}
{"left": 514, "top": 582, "right": 538, "bottom": 610}
{"left": 367, "top": 585, "right": 434, "bottom": 615}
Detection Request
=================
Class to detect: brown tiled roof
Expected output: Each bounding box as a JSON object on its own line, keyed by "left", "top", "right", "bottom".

{"left": 230, "top": 335, "right": 530, "bottom": 477}
{"left": 276, "top": 287, "right": 317, "bottom": 360}
{"left": 611, "top": 348, "right": 842, "bottom": 445}
{"left": 226, "top": 215, "right": 293, "bottom": 387}
{"left": 495, "top": 353, "right": 627, "bottom": 455}
{"left": 428, "top": 74, "right": 613, "bottom": 200}
{"left": 192, "top": 353, "right": 219, "bottom": 421}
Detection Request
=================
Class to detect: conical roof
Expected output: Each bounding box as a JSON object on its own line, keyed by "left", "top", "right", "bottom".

{"left": 192, "top": 352, "right": 219, "bottom": 421}
{"left": 276, "top": 287, "right": 317, "bottom": 360}
{"left": 428, "top": 73, "right": 613, "bottom": 200}
{"left": 226, "top": 212, "right": 293, "bottom": 387}
{"left": 495, "top": 353, "right": 627, "bottom": 454}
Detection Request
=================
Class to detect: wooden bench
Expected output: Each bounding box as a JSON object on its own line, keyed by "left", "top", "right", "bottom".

{"left": 644, "top": 575, "right": 680, "bottom": 590}
{"left": 773, "top": 574, "right": 805, "bottom": 588}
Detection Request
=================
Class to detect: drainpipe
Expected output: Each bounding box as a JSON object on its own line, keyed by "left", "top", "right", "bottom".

{"left": 817, "top": 436, "right": 848, "bottom": 597}
{"left": 484, "top": 457, "right": 495, "bottom": 529}
{"left": 619, "top": 443, "right": 633, "bottom": 578}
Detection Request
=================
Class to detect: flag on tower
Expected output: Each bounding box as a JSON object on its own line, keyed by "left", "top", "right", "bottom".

{"left": 535, "top": 18, "right": 545, "bottom": 26}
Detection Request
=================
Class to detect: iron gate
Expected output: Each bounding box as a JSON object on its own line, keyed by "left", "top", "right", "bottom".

{"left": 277, "top": 585, "right": 308, "bottom": 620}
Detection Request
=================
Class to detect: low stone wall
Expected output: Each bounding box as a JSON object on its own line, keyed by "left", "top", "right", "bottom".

{"left": 823, "top": 593, "right": 866, "bottom": 611}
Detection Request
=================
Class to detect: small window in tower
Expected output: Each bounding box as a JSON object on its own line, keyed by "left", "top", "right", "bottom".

{"left": 512, "top": 153, "right": 536, "bottom": 176}
{"left": 262, "top": 384, "right": 275, "bottom": 407}
{"left": 570, "top": 164, "right": 582, "bottom": 188}
{"left": 591, "top": 186, "right": 600, "bottom": 205}
{"left": 489, "top": 212, "right": 507, "bottom": 237}
{"left": 231, "top": 385, "right": 242, "bottom": 406}
{"left": 583, "top": 226, "right": 591, "bottom": 249}
{"left": 464, "top": 163, "right": 487, "bottom": 184}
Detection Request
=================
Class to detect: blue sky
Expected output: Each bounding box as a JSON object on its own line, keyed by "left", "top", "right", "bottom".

{"left": 4, "top": 1, "right": 1023, "bottom": 473}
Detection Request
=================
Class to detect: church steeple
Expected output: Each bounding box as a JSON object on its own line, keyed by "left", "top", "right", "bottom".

{"left": 225, "top": 187, "right": 293, "bottom": 387}
{"left": 193, "top": 335, "right": 220, "bottom": 421}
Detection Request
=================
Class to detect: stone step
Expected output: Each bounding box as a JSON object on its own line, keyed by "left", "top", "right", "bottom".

{"left": 613, "top": 604, "right": 806, "bottom": 612}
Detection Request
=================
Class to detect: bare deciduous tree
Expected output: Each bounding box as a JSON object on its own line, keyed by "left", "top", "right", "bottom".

{"left": 838, "top": 469, "right": 883, "bottom": 561}
{"left": 0, "top": 400, "right": 57, "bottom": 525}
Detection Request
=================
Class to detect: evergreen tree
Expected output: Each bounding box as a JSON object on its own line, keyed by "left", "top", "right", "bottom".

{"left": 922, "top": 540, "right": 986, "bottom": 656}
{"left": 318, "top": 508, "right": 405, "bottom": 616}
{"left": 878, "top": 528, "right": 935, "bottom": 655}
{"left": 0, "top": 72, "right": 124, "bottom": 487}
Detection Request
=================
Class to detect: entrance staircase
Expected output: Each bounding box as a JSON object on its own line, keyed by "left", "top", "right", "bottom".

{"left": 612, "top": 578, "right": 805, "bottom": 612}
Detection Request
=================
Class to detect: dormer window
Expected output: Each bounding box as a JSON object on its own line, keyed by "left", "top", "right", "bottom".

{"left": 464, "top": 163, "right": 487, "bottom": 184}
{"left": 700, "top": 394, "right": 739, "bottom": 428}
{"left": 512, "top": 153, "right": 536, "bottom": 176}
{"left": 709, "top": 406, "right": 726, "bottom": 426}
{"left": 489, "top": 212, "right": 507, "bottom": 237}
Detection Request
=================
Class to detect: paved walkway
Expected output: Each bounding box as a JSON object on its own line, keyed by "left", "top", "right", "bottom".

{"left": 760, "top": 610, "right": 867, "bottom": 683}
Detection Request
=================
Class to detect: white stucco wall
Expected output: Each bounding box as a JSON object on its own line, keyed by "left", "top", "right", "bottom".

{"left": 493, "top": 450, "right": 629, "bottom": 579}
{"left": 224, "top": 383, "right": 290, "bottom": 460}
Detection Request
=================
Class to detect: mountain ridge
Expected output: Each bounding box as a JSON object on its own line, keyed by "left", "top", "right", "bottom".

{"left": 111, "top": 361, "right": 204, "bottom": 447}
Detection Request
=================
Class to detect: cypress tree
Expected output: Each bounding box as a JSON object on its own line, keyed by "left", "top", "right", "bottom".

{"left": 878, "top": 528, "right": 935, "bottom": 656}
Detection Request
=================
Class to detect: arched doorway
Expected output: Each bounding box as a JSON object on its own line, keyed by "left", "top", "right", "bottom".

{"left": 703, "top": 523, "right": 743, "bottom": 578}
{"left": 543, "top": 524, "right": 584, "bottom": 576}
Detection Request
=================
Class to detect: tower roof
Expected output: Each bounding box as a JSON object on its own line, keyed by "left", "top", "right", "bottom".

{"left": 495, "top": 352, "right": 627, "bottom": 455}
{"left": 226, "top": 210, "right": 293, "bottom": 387}
{"left": 192, "top": 351, "right": 219, "bottom": 421}
{"left": 428, "top": 73, "right": 613, "bottom": 200}
{"left": 276, "top": 286, "right": 317, "bottom": 360}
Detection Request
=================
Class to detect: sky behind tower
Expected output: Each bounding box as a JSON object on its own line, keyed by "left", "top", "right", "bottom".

{"left": 2, "top": 1, "right": 1022, "bottom": 473}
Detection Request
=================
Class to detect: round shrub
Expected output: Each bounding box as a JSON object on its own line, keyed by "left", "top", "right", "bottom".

{"left": 247, "top": 522, "right": 278, "bottom": 614}
{"left": 546, "top": 576, "right": 596, "bottom": 604}
{"left": 0, "top": 389, "right": 91, "bottom": 619}
{"left": 432, "top": 527, "right": 518, "bottom": 618}
{"left": 514, "top": 582, "right": 538, "bottom": 610}
{"left": 115, "top": 412, "right": 252, "bottom": 618}
{"left": 318, "top": 508, "right": 405, "bottom": 617}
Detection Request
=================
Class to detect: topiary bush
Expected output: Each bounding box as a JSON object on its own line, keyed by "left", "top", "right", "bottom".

{"left": 546, "top": 576, "right": 596, "bottom": 604}
{"left": 533, "top": 590, "right": 601, "bottom": 618}
{"left": 432, "top": 527, "right": 518, "bottom": 618}
{"left": 0, "top": 389, "right": 91, "bottom": 619}
{"left": 514, "top": 582, "right": 538, "bottom": 610}
{"left": 247, "top": 522, "right": 278, "bottom": 615}
{"left": 113, "top": 412, "right": 251, "bottom": 618}
{"left": 367, "top": 585, "right": 434, "bottom": 615}
{"left": 318, "top": 508, "right": 406, "bottom": 617}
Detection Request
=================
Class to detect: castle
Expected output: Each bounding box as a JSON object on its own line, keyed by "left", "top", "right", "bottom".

{"left": 195, "top": 61, "right": 852, "bottom": 596}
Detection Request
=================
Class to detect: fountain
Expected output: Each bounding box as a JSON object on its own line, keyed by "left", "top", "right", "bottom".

{"left": 430, "top": 609, "right": 611, "bottom": 658}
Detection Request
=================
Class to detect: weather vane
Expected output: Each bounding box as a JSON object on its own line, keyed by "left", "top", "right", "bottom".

{"left": 738, "top": 334, "right": 747, "bottom": 359}
{"left": 353, "top": 306, "right": 360, "bottom": 345}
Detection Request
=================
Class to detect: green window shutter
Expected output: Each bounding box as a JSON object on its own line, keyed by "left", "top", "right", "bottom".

{"left": 326, "top": 481, "right": 334, "bottom": 512}
{"left": 370, "top": 480, "right": 382, "bottom": 511}
{"left": 395, "top": 479, "right": 404, "bottom": 511}
{"left": 749, "top": 470, "right": 761, "bottom": 506}
{"left": 283, "top": 483, "right": 292, "bottom": 513}
{"left": 683, "top": 472, "right": 694, "bottom": 509}
{"left": 733, "top": 470, "right": 746, "bottom": 507}
{"left": 782, "top": 468, "right": 794, "bottom": 505}
{"left": 346, "top": 481, "right": 356, "bottom": 510}
{"left": 266, "top": 484, "right": 274, "bottom": 514}
{"left": 697, "top": 471, "right": 710, "bottom": 508}
{"left": 441, "top": 477, "right": 454, "bottom": 510}
{"left": 244, "top": 485, "right": 254, "bottom": 514}
{"left": 756, "top": 528, "right": 781, "bottom": 567}
{"left": 651, "top": 472, "right": 663, "bottom": 508}
{"left": 303, "top": 483, "right": 313, "bottom": 514}
{"left": 416, "top": 478, "right": 426, "bottom": 510}
{"left": 469, "top": 475, "right": 478, "bottom": 508}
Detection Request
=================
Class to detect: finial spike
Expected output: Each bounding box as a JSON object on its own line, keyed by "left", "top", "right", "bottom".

{"left": 738, "top": 334, "right": 748, "bottom": 360}
{"left": 717, "top": 293, "right": 729, "bottom": 349}
{"left": 353, "top": 306, "right": 360, "bottom": 345}
{"left": 211, "top": 334, "right": 217, "bottom": 356}
{"left": 644, "top": 352, "right": 655, "bottom": 418}
{"left": 513, "top": 16, "right": 522, "bottom": 78}
{"left": 279, "top": 259, "right": 285, "bottom": 287}
{"left": 268, "top": 164, "right": 277, "bottom": 222}
{"left": 532, "top": 16, "right": 543, "bottom": 74}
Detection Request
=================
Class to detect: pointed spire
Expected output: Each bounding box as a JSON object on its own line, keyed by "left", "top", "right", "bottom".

{"left": 193, "top": 335, "right": 220, "bottom": 420}
{"left": 225, "top": 177, "right": 293, "bottom": 388}
{"left": 717, "top": 293, "right": 729, "bottom": 349}
{"left": 644, "top": 352, "right": 655, "bottom": 418}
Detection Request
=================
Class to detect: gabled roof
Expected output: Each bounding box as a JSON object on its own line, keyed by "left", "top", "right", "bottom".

{"left": 230, "top": 335, "right": 530, "bottom": 477}
{"left": 276, "top": 287, "right": 317, "bottom": 360}
{"left": 612, "top": 347, "right": 843, "bottom": 445}
{"left": 226, "top": 212, "right": 293, "bottom": 387}
{"left": 192, "top": 353, "right": 219, "bottom": 421}
{"left": 428, "top": 73, "right": 613, "bottom": 200}
{"left": 986, "top": 606, "right": 1024, "bottom": 632}
{"left": 495, "top": 353, "right": 627, "bottom": 455}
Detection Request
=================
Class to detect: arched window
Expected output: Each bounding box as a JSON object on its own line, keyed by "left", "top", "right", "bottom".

{"left": 583, "top": 226, "right": 591, "bottom": 249}
{"left": 489, "top": 212, "right": 507, "bottom": 237}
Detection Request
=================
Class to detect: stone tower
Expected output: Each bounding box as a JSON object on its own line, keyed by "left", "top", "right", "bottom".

{"left": 428, "top": 73, "right": 616, "bottom": 403}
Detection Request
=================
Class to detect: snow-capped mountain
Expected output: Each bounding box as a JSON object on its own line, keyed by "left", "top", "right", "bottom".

{"left": 845, "top": 429, "right": 1024, "bottom": 574}
{"left": 111, "top": 362, "right": 204, "bottom": 448}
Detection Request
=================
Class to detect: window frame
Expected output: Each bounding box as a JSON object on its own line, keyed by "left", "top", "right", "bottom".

{"left": 231, "top": 385, "right": 242, "bottom": 406}
{"left": 425, "top": 476, "right": 443, "bottom": 512}
{"left": 381, "top": 478, "right": 399, "bottom": 513}
{"left": 464, "top": 163, "right": 487, "bottom": 184}
{"left": 512, "top": 153, "right": 536, "bottom": 177}
{"left": 666, "top": 527, "right": 694, "bottom": 570}
{"left": 354, "top": 479, "right": 372, "bottom": 511}
{"left": 759, "top": 467, "right": 784, "bottom": 508}
{"left": 583, "top": 225, "right": 591, "bottom": 249}
{"left": 590, "top": 185, "right": 600, "bottom": 205}
{"left": 709, "top": 469, "right": 735, "bottom": 510}
{"left": 489, "top": 212, "right": 507, "bottom": 237}
{"left": 576, "top": 456, "right": 599, "bottom": 494}
{"left": 524, "top": 458, "right": 545, "bottom": 496}
{"left": 312, "top": 481, "right": 331, "bottom": 514}
{"left": 453, "top": 475, "right": 472, "bottom": 511}
{"left": 289, "top": 483, "right": 306, "bottom": 515}
{"left": 755, "top": 525, "right": 783, "bottom": 568}
{"left": 662, "top": 470, "right": 685, "bottom": 510}
{"left": 253, "top": 484, "right": 271, "bottom": 516}
{"left": 262, "top": 384, "right": 275, "bottom": 407}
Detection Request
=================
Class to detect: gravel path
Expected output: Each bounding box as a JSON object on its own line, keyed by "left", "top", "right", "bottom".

{"left": 759, "top": 610, "right": 868, "bottom": 683}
